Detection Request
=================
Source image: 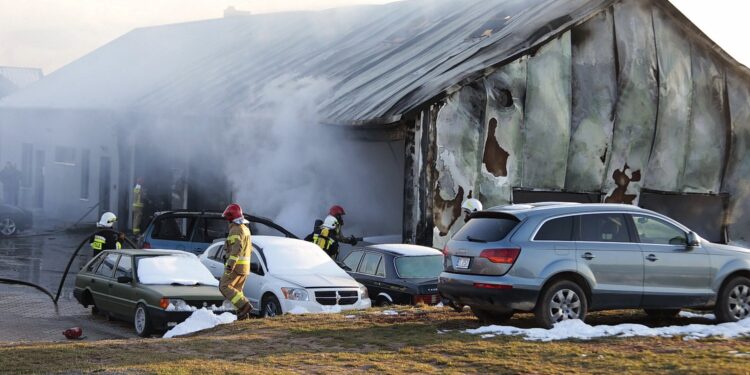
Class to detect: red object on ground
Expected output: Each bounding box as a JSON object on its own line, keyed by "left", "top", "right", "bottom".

{"left": 63, "top": 327, "right": 82, "bottom": 339}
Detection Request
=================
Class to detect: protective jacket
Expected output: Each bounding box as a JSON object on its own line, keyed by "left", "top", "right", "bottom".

{"left": 90, "top": 229, "right": 121, "bottom": 256}
{"left": 225, "top": 223, "right": 251, "bottom": 275}
{"left": 132, "top": 184, "right": 143, "bottom": 208}
{"left": 308, "top": 226, "right": 339, "bottom": 259}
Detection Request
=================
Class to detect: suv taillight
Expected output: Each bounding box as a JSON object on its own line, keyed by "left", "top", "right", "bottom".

{"left": 479, "top": 248, "right": 521, "bottom": 264}
{"left": 142, "top": 242, "right": 151, "bottom": 249}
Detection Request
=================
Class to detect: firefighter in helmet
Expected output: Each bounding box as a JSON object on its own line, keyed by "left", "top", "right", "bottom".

{"left": 461, "top": 198, "right": 483, "bottom": 223}
{"left": 306, "top": 205, "right": 360, "bottom": 260}
{"left": 89, "top": 212, "right": 123, "bottom": 257}
{"left": 219, "top": 203, "right": 253, "bottom": 319}
{"left": 131, "top": 177, "right": 144, "bottom": 235}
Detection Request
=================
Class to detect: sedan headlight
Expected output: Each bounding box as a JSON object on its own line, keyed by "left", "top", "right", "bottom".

{"left": 281, "top": 287, "right": 309, "bottom": 301}
{"left": 359, "top": 284, "right": 369, "bottom": 299}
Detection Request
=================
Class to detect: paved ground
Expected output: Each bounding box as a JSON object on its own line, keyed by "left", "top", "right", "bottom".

{"left": 0, "top": 229, "right": 137, "bottom": 343}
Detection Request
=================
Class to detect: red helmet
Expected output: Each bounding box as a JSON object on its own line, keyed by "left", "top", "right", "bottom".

{"left": 63, "top": 327, "right": 82, "bottom": 339}
{"left": 329, "top": 205, "right": 346, "bottom": 217}
{"left": 223, "top": 203, "right": 244, "bottom": 222}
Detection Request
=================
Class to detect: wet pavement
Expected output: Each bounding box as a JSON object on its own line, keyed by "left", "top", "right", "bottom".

{"left": 0, "top": 229, "right": 137, "bottom": 342}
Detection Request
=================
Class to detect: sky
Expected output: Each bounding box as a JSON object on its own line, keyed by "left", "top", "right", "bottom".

{"left": 0, "top": 0, "right": 748, "bottom": 74}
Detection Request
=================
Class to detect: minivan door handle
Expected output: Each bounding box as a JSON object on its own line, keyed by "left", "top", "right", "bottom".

{"left": 646, "top": 254, "right": 659, "bottom": 262}
{"left": 581, "top": 252, "right": 595, "bottom": 260}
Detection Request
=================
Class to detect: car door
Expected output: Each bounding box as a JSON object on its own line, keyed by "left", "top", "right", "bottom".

{"left": 356, "top": 252, "right": 386, "bottom": 300}
{"left": 244, "top": 247, "right": 267, "bottom": 312}
{"left": 109, "top": 254, "right": 136, "bottom": 319}
{"left": 575, "top": 213, "right": 643, "bottom": 309}
{"left": 191, "top": 217, "right": 228, "bottom": 255}
{"left": 90, "top": 252, "right": 119, "bottom": 312}
{"left": 630, "top": 214, "right": 712, "bottom": 307}
{"left": 202, "top": 243, "right": 226, "bottom": 279}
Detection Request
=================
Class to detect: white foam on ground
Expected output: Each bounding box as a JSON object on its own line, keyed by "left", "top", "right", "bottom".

{"left": 466, "top": 318, "right": 750, "bottom": 341}
{"left": 163, "top": 308, "right": 236, "bottom": 338}
{"left": 382, "top": 310, "right": 398, "bottom": 315}
{"left": 678, "top": 311, "right": 715, "bottom": 320}
{"left": 288, "top": 306, "right": 310, "bottom": 315}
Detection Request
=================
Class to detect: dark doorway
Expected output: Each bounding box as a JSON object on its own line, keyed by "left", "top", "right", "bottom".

{"left": 512, "top": 189, "right": 602, "bottom": 204}
{"left": 638, "top": 189, "right": 728, "bottom": 244}
{"left": 33, "top": 150, "right": 44, "bottom": 208}
{"left": 99, "top": 156, "right": 111, "bottom": 213}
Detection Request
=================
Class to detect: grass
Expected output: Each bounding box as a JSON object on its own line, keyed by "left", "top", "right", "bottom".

{"left": 1, "top": 307, "right": 749, "bottom": 374}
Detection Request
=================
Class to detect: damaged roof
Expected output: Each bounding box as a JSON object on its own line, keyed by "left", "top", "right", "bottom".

{"left": 0, "top": 0, "right": 718, "bottom": 126}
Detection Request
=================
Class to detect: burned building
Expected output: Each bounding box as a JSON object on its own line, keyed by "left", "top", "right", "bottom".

{"left": 1, "top": 0, "right": 749, "bottom": 246}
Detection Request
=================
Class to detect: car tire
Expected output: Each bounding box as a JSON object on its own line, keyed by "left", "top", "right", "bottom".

{"left": 715, "top": 276, "right": 750, "bottom": 323}
{"left": 472, "top": 308, "right": 513, "bottom": 324}
{"left": 261, "top": 294, "right": 282, "bottom": 318}
{"left": 0, "top": 217, "right": 17, "bottom": 237}
{"left": 644, "top": 308, "right": 680, "bottom": 319}
{"left": 535, "top": 280, "right": 588, "bottom": 329}
{"left": 376, "top": 296, "right": 392, "bottom": 307}
{"left": 134, "top": 303, "right": 154, "bottom": 337}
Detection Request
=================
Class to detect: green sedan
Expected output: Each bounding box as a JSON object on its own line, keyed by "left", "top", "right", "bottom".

{"left": 74, "top": 249, "right": 233, "bottom": 337}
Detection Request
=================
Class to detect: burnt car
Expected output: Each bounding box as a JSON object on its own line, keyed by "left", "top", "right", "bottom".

{"left": 0, "top": 203, "right": 32, "bottom": 237}
{"left": 138, "top": 210, "right": 297, "bottom": 254}
{"left": 340, "top": 244, "right": 444, "bottom": 306}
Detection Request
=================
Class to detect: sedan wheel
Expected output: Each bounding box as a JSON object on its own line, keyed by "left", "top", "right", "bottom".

{"left": 0, "top": 217, "right": 17, "bottom": 236}
{"left": 717, "top": 276, "right": 750, "bottom": 322}
{"left": 535, "top": 280, "right": 588, "bottom": 329}
{"left": 134, "top": 304, "right": 153, "bottom": 337}
{"left": 262, "top": 295, "right": 282, "bottom": 318}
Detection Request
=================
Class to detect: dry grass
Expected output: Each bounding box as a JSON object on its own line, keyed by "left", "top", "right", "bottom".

{"left": 1, "top": 307, "right": 749, "bottom": 374}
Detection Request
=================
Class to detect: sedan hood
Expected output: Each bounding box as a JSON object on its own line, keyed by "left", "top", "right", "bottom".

{"left": 143, "top": 284, "right": 224, "bottom": 300}
{"left": 273, "top": 273, "right": 360, "bottom": 288}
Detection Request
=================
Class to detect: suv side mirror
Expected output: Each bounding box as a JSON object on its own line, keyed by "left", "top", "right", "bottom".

{"left": 117, "top": 276, "right": 133, "bottom": 284}
{"left": 687, "top": 232, "right": 701, "bottom": 247}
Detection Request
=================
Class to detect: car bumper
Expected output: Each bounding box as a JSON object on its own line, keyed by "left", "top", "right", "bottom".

{"left": 73, "top": 288, "right": 85, "bottom": 305}
{"left": 147, "top": 306, "right": 233, "bottom": 331}
{"left": 281, "top": 297, "right": 372, "bottom": 314}
{"left": 438, "top": 272, "right": 539, "bottom": 313}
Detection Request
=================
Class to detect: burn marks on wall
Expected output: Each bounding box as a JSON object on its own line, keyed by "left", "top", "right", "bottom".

{"left": 482, "top": 118, "right": 509, "bottom": 177}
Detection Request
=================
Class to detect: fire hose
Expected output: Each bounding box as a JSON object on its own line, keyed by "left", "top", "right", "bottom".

{"left": 0, "top": 229, "right": 137, "bottom": 305}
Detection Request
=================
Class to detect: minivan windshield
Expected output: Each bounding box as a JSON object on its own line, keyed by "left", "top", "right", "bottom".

{"left": 395, "top": 255, "right": 443, "bottom": 279}
{"left": 453, "top": 216, "right": 519, "bottom": 242}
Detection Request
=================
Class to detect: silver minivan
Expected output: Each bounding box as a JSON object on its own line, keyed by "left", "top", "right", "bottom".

{"left": 438, "top": 203, "right": 750, "bottom": 328}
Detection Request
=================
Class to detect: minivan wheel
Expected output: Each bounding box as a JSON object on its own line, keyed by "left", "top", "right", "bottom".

{"left": 716, "top": 276, "right": 750, "bottom": 322}
{"left": 535, "top": 280, "right": 588, "bottom": 329}
{"left": 644, "top": 309, "right": 680, "bottom": 319}
{"left": 472, "top": 308, "right": 513, "bottom": 324}
{"left": 134, "top": 303, "right": 153, "bottom": 337}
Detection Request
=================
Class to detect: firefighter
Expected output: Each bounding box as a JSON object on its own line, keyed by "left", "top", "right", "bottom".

{"left": 89, "top": 212, "right": 122, "bottom": 257}
{"left": 219, "top": 203, "right": 253, "bottom": 319}
{"left": 131, "top": 177, "right": 144, "bottom": 235}
{"left": 308, "top": 215, "right": 341, "bottom": 259}
{"left": 461, "top": 198, "right": 483, "bottom": 223}
{"left": 325, "top": 205, "right": 359, "bottom": 246}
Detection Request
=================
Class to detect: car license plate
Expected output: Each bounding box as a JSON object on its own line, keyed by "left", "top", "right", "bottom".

{"left": 456, "top": 256, "right": 471, "bottom": 269}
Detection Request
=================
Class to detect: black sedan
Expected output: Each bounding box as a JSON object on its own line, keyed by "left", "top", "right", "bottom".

{"left": 0, "top": 203, "right": 32, "bottom": 237}
{"left": 339, "top": 244, "right": 443, "bottom": 306}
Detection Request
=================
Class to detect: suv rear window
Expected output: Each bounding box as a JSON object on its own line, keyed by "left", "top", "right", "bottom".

{"left": 453, "top": 216, "right": 519, "bottom": 242}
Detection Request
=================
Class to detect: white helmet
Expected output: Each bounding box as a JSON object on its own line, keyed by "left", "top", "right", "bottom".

{"left": 97, "top": 212, "right": 117, "bottom": 228}
{"left": 322, "top": 215, "right": 339, "bottom": 230}
{"left": 461, "top": 198, "right": 483, "bottom": 214}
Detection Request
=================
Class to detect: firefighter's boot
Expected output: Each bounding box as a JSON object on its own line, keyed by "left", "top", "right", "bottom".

{"left": 236, "top": 303, "right": 252, "bottom": 320}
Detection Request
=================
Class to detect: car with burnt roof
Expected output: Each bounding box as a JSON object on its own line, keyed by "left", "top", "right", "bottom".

{"left": 74, "top": 249, "right": 233, "bottom": 337}
{"left": 340, "top": 244, "right": 444, "bottom": 306}
{"left": 438, "top": 202, "right": 750, "bottom": 328}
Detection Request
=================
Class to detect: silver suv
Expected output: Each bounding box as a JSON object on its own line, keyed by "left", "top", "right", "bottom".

{"left": 438, "top": 203, "right": 750, "bottom": 328}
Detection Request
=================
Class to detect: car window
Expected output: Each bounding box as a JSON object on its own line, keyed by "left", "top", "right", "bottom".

{"left": 213, "top": 245, "right": 227, "bottom": 262}
{"left": 192, "top": 218, "right": 228, "bottom": 243}
{"left": 375, "top": 258, "right": 386, "bottom": 277}
{"left": 85, "top": 253, "right": 105, "bottom": 272}
{"left": 534, "top": 216, "right": 574, "bottom": 241}
{"left": 358, "top": 252, "right": 382, "bottom": 275}
{"left": 151, "top": 216, "right": 196, "bottom": 241}
{"left": 206, "top": 244, "right": 222, "bottom": 260}
{"left": 96, "top": 253, "right": 119, "bottom": 278}
{"left": 632, "top": 215, "right": 687, "bottom": 245}
{"left": 578, "top": 214, "right": 632, "bottom": 243}
{"left": 343, "top": 251, "right": 364, "bottom": 271}
{"left": 250, "top": 251, "right": 264, "bottom": 275}
{"left": 395, "top": 255, "right": 444, "bottom": 278}
{"left": 453, "top": 216, "right": 519, "bottom": 242}
{"left": 114, "top": 255, "right": 132, "bottom": 279}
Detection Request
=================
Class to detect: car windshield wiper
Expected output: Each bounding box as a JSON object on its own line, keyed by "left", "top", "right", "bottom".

{"left": 466, "top": 236, "right": 487, "bottom": 243}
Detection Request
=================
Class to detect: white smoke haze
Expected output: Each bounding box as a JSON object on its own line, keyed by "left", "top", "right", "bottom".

{"left": 225, "top": 75, "right": 403, "bottom": 238}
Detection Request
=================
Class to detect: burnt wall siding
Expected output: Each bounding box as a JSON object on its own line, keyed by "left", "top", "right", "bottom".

{"left": 402, "top": 0, "right": 750, "bottom": 246}
{"left": 565, "top": 10, "right": 616, "bottom": 192}
{"left": 522, "top": 32, "right": 572, "bottom": 189}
